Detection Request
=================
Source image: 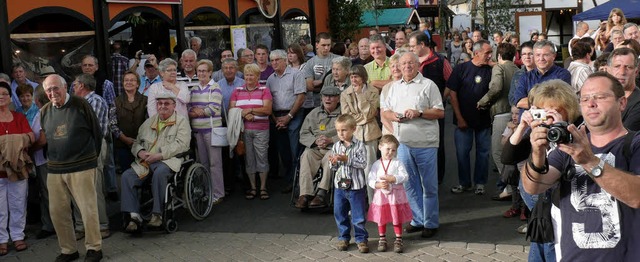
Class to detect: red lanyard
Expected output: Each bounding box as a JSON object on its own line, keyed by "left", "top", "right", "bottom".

{"left": 380, "top": 159, "right": 392, "bottom": 175}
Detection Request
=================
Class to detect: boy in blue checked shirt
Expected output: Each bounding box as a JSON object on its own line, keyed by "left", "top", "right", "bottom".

{"left": 329, "top": 114, "right": 369, "bottom": 253}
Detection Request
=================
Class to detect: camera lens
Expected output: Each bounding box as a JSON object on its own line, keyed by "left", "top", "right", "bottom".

{"left": 547, "top": 129, "right": 561, "bottom": 142}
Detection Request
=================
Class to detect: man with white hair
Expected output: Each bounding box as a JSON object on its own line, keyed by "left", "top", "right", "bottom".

{"left": 177, "top": 49, "right": 199, "bottom": 89}
{"left": 266, "top": 49, "right": 306, "bottom": 194}
{"left": 623, "top": 23, "right": 640, "bottom": 44}
{"left": 381, "top": 52, "right": 444, "bottom": 238}
{"left": 568, "top": 21, "right": 593, "bottom": 56}
{"left": 351, "top": 38, "right": 373, "bottom": 66}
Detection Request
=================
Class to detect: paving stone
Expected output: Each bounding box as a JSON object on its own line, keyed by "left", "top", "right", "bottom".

{"left": 439, "top": 253, "right": 473, "bottom": 262}
{"left": 468, "top": 248, "right": 497, "bottom": 256}
{"left": 414, "top": 253, "right": 446, "bottom": 262}
{"left": 467, "top": 243, "right": 495, "bottom": 250}
{"left": 495, "top": 244, "right": 524, "bottom": 253}
{"left": 489, "top": 252, "right": 519, "bottom": 262}
{"left": 300, "top": 249, "right": 329, "bottom": 260}
{"left": 464, "top": 253, "right": 497, "bottom": 262}
{"left": 418, "top": 246, "right": 448, "bottom": 257}
{"left": 304, "top": 235, "right": 333, "bottom": 242}
{"left": 442, "top": 247, "right": 473, "bottom": 256}
{"left": 439, "top": 241, "right": 468, "bottom": 248}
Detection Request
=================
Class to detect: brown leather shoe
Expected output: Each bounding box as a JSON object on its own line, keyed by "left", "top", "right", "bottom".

{"left": 295, "top": 195, "right": 310, "bottom": 209}
{"left": 309, "top": 195, "right": 327, "bottom": 207}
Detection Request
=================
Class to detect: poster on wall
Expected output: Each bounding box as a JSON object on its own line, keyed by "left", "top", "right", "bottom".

{"left": 231, "top": 25, "right": 247, "bottom": 59}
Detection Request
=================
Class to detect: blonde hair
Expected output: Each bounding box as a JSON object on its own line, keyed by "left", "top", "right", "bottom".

{"left": 197, "top": 59, "right": 213, "bottom": 72}
{"left": 528, "top": 80, "right": 581, "bottom": 123}
{"left": 243, "top": 63, "right": 260, "bottom": 77}
{"left": 336, "top": 114, "right": 357, "bottom": 129}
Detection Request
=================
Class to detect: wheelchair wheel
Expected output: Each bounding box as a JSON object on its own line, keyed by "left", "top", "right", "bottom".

{"left": 165, "top": 219, "right": 178, "bottom": 233}
{"left": 183, "top": 162, "right": 213, "bottom": 220}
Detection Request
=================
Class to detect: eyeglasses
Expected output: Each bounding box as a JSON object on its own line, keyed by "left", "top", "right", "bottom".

{"left": 164, "top": 68, "right": 177, "bottom": 72}
{"left": 579, "top": 93, "right": 615, "bottom": 104}
{"left": 157, "top": 101, "right": 175, "bottom": 107}
{"left": 44, "top": 86, "right": 61, "bottom": 93}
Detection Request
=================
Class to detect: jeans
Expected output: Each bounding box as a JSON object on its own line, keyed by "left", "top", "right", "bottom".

{"left": 398, "top": 144, "right": 439, "bottom": 229}
{"left": 270, "top": 111, "right": 303, "bottom": 183}
{"left": 454, "top": 127, "right": 491, "bottom": 187}
{"left": 333, "top": 188, "right": 368, "bottom": 243}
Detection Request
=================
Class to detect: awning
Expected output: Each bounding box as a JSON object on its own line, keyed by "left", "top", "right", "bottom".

{"left": 360, "top": 8, "right": 421, "bottom": 27}
{"left": 449, "top": 0, "right": 467, "bottom": 5}
{"left": 573, "top": 0, "right": 640, "bottom": 21}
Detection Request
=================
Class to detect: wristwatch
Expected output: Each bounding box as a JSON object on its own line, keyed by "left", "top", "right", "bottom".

{"left": 418, "top": 109, "right": 424, "bottom": 118}
{"left": 588, "top": 158, "right": 605, "bottom": 178}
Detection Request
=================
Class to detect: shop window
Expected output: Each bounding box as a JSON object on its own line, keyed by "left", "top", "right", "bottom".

{"left": 185, "top": 12, "right": 230, "bottom": 70}
{"left": 282, "top": 15, "right": 310, "bottom": 48}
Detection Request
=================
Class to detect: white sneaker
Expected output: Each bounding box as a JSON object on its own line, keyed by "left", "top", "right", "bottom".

{"left": 517, "top": 224, "right": 528, "bottom": 234}
{"left": 148, "top": 214, "right": 162, "bottom": 227}
{"left": 475, "top": 184, "right": 485, "bottom": 195}
{"left": 450, "top": 185, "right": 473, "bottom": 194}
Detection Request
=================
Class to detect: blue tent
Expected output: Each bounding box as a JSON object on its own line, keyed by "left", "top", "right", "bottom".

{"left": 573, "top": 0, "right": 640, "bottom": 21}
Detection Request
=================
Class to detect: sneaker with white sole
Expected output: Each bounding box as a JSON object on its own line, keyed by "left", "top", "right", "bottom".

{"left": 148, "top": 214, "right": 162, "bottom": 227}
{"left": 517, "top": 223, "right": 527, "bottom": 234}
{"left": 451, "top": 185, "right": 473, "bottom": 194}
{"left": 475, "top": 184, "right": 485, "bottom": 195}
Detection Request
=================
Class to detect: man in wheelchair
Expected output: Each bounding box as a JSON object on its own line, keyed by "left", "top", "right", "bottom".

{"left": 294, "top": 85, "right": 342, "bottom": 209}
{"left": 120, "top": 92, "right": 191, "bottom": 232}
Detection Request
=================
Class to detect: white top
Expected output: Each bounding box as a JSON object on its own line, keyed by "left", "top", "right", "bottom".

{"left": 367, "top": 158, "right": 408, "bottom": 194}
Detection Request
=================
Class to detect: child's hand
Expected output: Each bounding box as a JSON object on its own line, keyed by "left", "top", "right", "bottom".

{"left": 507, "top": 122, "right": 516, "bottom": 129}
{"left": 382, "top": 175, "right": 396, "bottom": 184}
{"left": 376, "top": 181, "right": 389, "bottom": 189}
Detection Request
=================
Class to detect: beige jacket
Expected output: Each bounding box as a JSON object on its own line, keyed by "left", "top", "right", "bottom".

{"left": 0, "top": 134, "right": 33, "bottom": 181}
{"left": 340, "top": 85, "right": 382, "bottom": 142}
{"left": 131, "top": 112, "right": 191, "bottom": 179}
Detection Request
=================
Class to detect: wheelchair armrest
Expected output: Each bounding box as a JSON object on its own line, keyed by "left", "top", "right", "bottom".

{"left": 175, "top": 151, "right": 191, "bottom": 159}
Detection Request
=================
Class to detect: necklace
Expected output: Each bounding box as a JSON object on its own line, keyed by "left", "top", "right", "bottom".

{"left": 0, "top": 111, "right": 10, "bottom": 134}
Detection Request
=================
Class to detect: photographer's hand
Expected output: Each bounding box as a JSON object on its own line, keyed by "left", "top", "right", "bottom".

{"left": 528, "top": 120, "right": 550, "bottom": 162}
{"left": 557, "top": 124, "right": 598, "bottom": 166}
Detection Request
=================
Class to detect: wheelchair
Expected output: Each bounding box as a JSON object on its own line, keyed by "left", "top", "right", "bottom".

{"left": 289, "top": 155, "right": 334, "bottom": 212}
{"left": 137, "top": 152, "right": 214, "bottom": 233}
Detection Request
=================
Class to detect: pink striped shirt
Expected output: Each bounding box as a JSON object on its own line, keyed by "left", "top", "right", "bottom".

{"left": 230, "top": 85, "right": 272, "bottom": 130}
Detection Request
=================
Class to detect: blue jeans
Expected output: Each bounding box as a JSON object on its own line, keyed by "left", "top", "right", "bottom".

{"left": 519, "top": 180, "right": 556, "bottom": 262}
{"left": 333, "top": 188, "right": 368, "bottom": 243}
{"left": 398, "top": 144, "right": 439, "bottom": 229}
{"left": 454, "top": 127, "right": 491, "bottom": 186}
{"left": 271, "top": 111, "right": 303, "bottom": 183}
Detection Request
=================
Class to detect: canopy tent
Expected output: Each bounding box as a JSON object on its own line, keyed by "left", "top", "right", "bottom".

{"left": 360, "top": 8, "right": 421, "bottom": 27}
{"left": 573, "top": 0, "right": 640, "bottom": 21}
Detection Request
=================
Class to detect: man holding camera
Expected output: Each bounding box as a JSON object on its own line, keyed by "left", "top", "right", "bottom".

{"left": 523, "top": 72, "right": 640, "bottom": 261}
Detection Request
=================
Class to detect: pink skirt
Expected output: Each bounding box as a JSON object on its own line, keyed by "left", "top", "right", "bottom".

{"left": 367, "top": 185, "right": 413, "bottom": 226}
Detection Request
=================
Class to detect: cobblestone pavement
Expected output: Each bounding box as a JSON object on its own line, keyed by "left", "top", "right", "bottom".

{"left": 4, "top": 231, "right": 528, "bottom": 261}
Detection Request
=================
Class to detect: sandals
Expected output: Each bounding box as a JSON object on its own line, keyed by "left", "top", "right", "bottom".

{"left": 14, "top": 240, "right": 27, "bottom": 252}
{"left": 0, "top": 243, "right": 7, "bottom": 256}
{"left": 260, "top": 190, "right": 270, "bottom": 200}
{"left": 245, "top": 189, "right": 257, "bottom": 200}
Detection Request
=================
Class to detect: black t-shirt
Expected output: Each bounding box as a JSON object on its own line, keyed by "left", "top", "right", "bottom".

{"left": 548, "top": 134, "right": 640, "bottom": 261}
{"left": 447, "top": 61, "right": 492, "bottom": 129}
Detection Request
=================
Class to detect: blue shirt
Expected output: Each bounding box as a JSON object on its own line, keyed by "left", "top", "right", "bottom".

{"left": 139, "top": 75, "right": 161, "bottom": 96}
{"left": 512, "top": 64, "right": 571, "bottom": 109}
{"left": 217, "top": 76, "right": 245, "bottom": 113}
{"left": 10, "top": 79, "right": 38, "bottom": 108}
{"left": 15, "top": 103, "right": 39, "bottom": 126}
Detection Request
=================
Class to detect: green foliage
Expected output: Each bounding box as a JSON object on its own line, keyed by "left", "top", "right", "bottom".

{"left": 485, "top": 0, "right": 532, "bottom": 33}
{"left": 328, "top": 0, "right": 362, "bottom": 41}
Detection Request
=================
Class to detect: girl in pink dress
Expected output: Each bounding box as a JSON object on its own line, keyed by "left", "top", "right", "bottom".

{"left": 367, "top": 135, "right": 412, "bottom": 253}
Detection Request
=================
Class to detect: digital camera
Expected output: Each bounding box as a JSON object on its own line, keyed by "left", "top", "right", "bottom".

{"left": 544, "top": 121, "right": 572, "bottom": 144}
{"left": 530, "top": 109, "right": 547, "bottom": 121}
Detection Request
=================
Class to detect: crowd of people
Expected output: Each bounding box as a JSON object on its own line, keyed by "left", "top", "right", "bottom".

{"left": 1, "top": 9, "right": 640, "bottom": 261}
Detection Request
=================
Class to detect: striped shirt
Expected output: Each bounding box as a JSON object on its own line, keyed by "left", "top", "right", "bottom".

{"left": 188, "top": 79, "right": 223, "bottom": 133}
{"left": 177, "top": 71, "right": 199, "bottom": 90}
{"left": 331, "top": 137, "right": 367, "bottom": 190}
{"left": 230, "top": 85, "right": 272, "bottom": 130}
{"left": 84, "top": 92, "right": 109, "bottom": 137}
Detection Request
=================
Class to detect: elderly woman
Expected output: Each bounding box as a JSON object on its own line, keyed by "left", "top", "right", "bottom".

{"left": 147, "top": 58, "right": 190, "bottom": 118}
{"left": 380, "top": 50, "right": 406, "bottom": 135}
{"left": 0, "top": 82, "right": 34, "bottom": 255}
{"left": 113, "top": 71, "right": 148, "bottom": 170}
{"left": 322, "top": 56, "right": 352, "bottom": 92}
{"left": 340, "top": 64, "right": 381, "bottom": 202}
{"left": 188, "top": 60, "right": 224, "bottom": 204}
{"left": 229, "top": 64, "right": 272, "bottom": 200}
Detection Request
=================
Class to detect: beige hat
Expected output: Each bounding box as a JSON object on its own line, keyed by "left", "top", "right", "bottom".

{"left": 155, "top": 92, "right": 176, "bottom": 101}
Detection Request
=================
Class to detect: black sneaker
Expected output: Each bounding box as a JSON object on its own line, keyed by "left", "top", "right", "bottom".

{"left": 55, "top": 251, "right": 79, "bottom": 262}
{"left": 421, "top": 228, "right": 438, "bottom": 238}
{"left": 84, "top": 249, "right": 103, "bottom": 262}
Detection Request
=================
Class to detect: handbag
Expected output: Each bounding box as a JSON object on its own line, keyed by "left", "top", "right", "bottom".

{"left": 209, "top": 88, "right": 229, "bottom": 146}
{"left": 235, "top": 132, "right": 246, "bottom": 156}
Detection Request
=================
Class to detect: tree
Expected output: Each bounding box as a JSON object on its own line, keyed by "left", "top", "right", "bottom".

{"left": 484, "top": 0, "right": 533, "bottom": 34}
{"left": 328, "top": 0, "right": 362, "bottom": 41}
